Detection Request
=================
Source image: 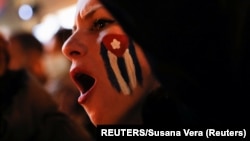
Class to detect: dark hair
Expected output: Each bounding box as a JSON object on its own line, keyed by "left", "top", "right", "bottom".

{"left": 9, "top": 32, "right": 43, "bottom": 54}
{"left": 100, "top": 0, "right": 250, "bottom": 125}
{"left": 54, "top": 28, "right": 72, "bottom": 49}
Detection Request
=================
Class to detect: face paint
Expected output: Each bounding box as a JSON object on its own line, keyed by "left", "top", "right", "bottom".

{"left": 100, "top": 34, "right": 142, "bottom": 95}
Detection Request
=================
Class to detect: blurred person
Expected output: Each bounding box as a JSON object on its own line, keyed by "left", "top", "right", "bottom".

{"left": 0, "top": 32, "right": 93, "bottom": 141}
{"left": 43, "top": 28, "right": 72, "bottom": 94}
{"left": 7, "top": 31, "right": 47, "bottom": 84}
{"left": 43, "top": 28, "right": 96, "bottom": 139}
{"left": 0, "top": 32, "right": 8, "bottom": 76}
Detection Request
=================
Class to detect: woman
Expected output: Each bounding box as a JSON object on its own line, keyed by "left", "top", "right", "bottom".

{"left": 63, "top": 0, "right": 250, "bottom": 126}
{"left": 62, "top": 0, "right": 189, "bottom": 126}
{"left": 7, "top": 32, "right": 47, "bottom": 84}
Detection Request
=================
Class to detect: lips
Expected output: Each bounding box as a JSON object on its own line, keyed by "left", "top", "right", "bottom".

{"left": 73, "top": 72, "right": 95, "bottom": 94}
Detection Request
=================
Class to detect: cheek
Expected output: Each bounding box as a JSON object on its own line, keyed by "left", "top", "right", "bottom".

{"left": 100, "top": 34, "right": 144, "bottom": 95}
{"left": 97, "top": 27, "right": 125, "bottom": 43}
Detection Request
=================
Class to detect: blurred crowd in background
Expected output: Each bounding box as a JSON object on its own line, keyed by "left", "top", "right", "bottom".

{"left": 0, "top": 0, "right": 75, "bottom": 43}
{"left": 0, "top": 0, "right": 97, "bottom": 140}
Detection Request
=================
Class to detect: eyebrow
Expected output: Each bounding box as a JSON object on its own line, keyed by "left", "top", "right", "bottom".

{"left": 80, "top": 4, "right": 103, "bottom": 19}
{"left": 73, "top": 4, "right": 103, "bottom": 31}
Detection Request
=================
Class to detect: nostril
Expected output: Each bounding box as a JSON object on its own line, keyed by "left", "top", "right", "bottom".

{"left": 70, "top": 51, "right": 81, "bottom": 56}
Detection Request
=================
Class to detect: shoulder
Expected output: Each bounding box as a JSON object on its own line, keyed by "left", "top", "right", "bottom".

{"left": 142, "top": 88, "right": 199, "bottom": 126}
{"left": 38, "top": 112, "right": 94, "bottom": 141}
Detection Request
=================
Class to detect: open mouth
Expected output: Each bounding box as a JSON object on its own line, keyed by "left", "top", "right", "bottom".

{"left": 73, "top": 73, "right": 95, "bottom": 94}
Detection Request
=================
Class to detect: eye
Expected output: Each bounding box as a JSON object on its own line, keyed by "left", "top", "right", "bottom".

{"left": 90, "top": 18, "right": 115, "bottom": 31}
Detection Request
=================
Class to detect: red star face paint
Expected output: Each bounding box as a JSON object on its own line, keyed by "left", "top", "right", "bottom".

{"left": 100, "top": 34, "right": 142, "bottom": 95}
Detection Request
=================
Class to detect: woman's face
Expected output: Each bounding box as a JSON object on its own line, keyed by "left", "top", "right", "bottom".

{"left": 62, "top": 0, "right": 160, "bottom": 125}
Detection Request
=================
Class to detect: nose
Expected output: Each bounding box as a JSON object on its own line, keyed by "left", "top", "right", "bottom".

{"left": 62, "top": 33, "right": 86, "bottom": 61}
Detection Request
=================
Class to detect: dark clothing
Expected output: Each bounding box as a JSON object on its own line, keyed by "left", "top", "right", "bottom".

{"left": 0, "top": 70, "right": 93, "bottom": 141}
{"left": 100, "top": 0, "right": 250, "bottom": 125}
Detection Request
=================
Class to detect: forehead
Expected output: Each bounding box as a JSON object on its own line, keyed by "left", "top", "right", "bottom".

{"left": 76, "top": 0, "right": 101, "bottom": 17}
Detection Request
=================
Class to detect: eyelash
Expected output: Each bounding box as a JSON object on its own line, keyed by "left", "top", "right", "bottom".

{"left": 90, "top": 18, "right": 115, "bottom": 31}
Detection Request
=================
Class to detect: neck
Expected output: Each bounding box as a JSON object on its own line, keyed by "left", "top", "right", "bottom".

{"left": 117, "top": 101, "right": 144, "bottom": 125}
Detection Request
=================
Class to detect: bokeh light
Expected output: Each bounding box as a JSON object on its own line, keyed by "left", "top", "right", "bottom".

{"left": 18, "top": 4, "right": 33, "bottom": 21}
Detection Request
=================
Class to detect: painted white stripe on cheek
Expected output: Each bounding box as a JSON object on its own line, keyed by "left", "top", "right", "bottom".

{"left": 108, "top": 51, "right": 131, "bottom": 95}
{"left": 123, "top": 49, "right": 137, "bottom": 89}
